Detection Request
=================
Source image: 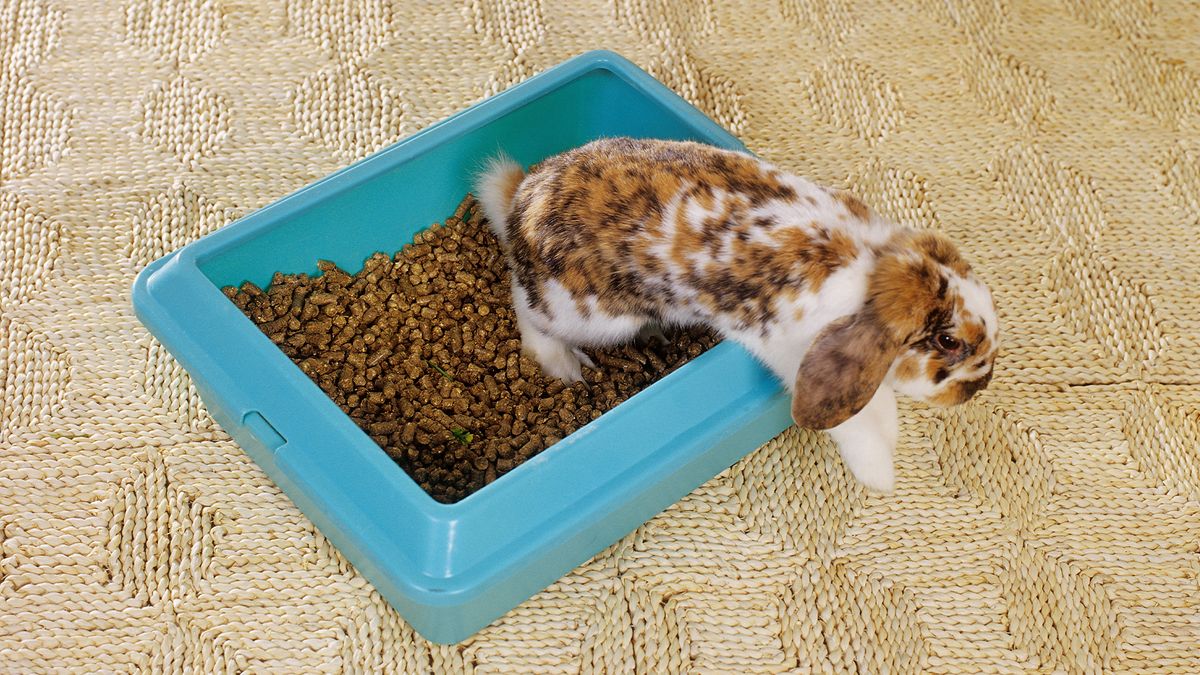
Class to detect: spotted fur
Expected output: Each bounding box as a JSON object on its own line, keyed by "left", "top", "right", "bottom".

{"left": 475, "top": 137, "right": 1000, "bottom": 491}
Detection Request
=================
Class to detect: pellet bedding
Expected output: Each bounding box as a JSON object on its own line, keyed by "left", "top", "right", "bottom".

{"left": 226, "top": 195, "right": 718, "bottom": 502}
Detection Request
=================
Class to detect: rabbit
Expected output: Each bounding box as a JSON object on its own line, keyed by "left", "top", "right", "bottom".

{"left": 474, "top": 137, "right": 999, "bottom": 492}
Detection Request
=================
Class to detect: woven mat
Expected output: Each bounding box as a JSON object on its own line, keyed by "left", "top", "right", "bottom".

{"left": 3, "top": 0, "right": 1199, "bottom": 671}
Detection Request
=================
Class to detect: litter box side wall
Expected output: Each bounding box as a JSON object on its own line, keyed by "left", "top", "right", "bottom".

{"left": 408, "top": 344, "right": 794, "bottom": 643}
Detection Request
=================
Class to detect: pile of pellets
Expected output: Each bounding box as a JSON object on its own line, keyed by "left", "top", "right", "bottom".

{"left": 225, "top": 195, "right": 718, "bottom": 502}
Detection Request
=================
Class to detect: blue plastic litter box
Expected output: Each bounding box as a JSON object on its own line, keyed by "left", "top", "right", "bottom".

{"left": 131, "top": 50, "right": 793, "bottom": 644}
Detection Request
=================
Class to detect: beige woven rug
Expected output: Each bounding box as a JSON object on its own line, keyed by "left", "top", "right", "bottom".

{"left": 3, "top": 0, "right": 1199, "bottom": 671}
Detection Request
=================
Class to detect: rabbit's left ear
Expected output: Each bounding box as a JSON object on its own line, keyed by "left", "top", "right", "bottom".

{"left": 791, "top": 309, "right": 902, "bottom": 430}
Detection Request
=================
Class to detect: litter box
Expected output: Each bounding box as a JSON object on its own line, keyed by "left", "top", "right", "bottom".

{"left": 131, "top": 50, "right": 793, "bottom": 643}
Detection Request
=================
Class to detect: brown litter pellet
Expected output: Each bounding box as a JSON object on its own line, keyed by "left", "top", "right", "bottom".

{"left": 226, "top": 194, "right": 718, "bottom": 503}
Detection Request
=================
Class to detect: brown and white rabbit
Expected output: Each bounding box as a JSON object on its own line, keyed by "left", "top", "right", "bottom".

{"left": 475, "top": 138, "right": 998, "bottom": 492}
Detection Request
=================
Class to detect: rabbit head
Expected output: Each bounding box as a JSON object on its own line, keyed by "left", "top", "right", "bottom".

{"left": 790, "top": 230, "right": 999, "bottom": 430}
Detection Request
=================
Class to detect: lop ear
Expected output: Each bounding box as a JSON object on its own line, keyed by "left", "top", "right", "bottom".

{"left": 791, "top": 309, "right": 903, "bottom": 430}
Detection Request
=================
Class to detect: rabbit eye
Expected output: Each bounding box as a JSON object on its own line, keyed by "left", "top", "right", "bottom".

{"left": 934, "top": 333, "right": 962, "bottom": 352}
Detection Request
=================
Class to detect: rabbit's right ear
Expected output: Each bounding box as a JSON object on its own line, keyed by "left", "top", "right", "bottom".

{"left": 790, "top": 309, "right": 902, "bottom": 430}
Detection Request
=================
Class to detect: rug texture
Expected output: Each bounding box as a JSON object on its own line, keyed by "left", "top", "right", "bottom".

{"left": 2, "top": 0, "right": 1199, "bottom": 672}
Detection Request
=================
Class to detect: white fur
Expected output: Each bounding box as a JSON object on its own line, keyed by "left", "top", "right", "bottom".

{"left": 535, "top": 280, "right": 647, "bottom": 346}
{"left": 733, "top": 251, "right": 901, "bottom": 493}
{"left": 476, "top": 156, "right": 614, "bottom": 382}
{"left": 475, "top": 154, "right": 523, "bottom": 247}
{"left": 510, "top": 280, "right": 597, "bottom": 382}
{"left": 952, "top": 273, "right": 999, "bottom": 345}
{"left": 514, "top": 279, "right": 653, "bottom": 382}
{"left": 889, "top": 355, "right": 939, "bottom": 399}
{"left": 828, "top": 385, "right": 898, "bottom": 492}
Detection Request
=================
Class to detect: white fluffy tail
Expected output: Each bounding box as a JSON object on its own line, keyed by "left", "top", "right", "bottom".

{"left": 474, "top": 154, "right": 524, "bottom": 247}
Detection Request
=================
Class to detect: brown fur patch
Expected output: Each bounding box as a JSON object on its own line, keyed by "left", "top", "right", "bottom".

{"left": 828, "top": 228, "right": 857, "bottom": 256}
{"left": 928, "top": 388, "right": 960, "bottom": 407}
{"left": 960, "top": 317, "right": 987, "bottom": 346}
{"left": 910, "top": 231, "right": 972, "bottom": 276}
{"left": 771, "top": 227, "right": 859, "bottom": 293}
{"left": 960, "top": 370, "right": 992, "bottom": 398}
{"left": 835, "top": 189, "right": 871, "bottom": 221}
{"left": 893, "top": 354, "right": 922, "bottom": 381}
{"left": 868, "top": 248, "right": 942, "bottom": 341}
